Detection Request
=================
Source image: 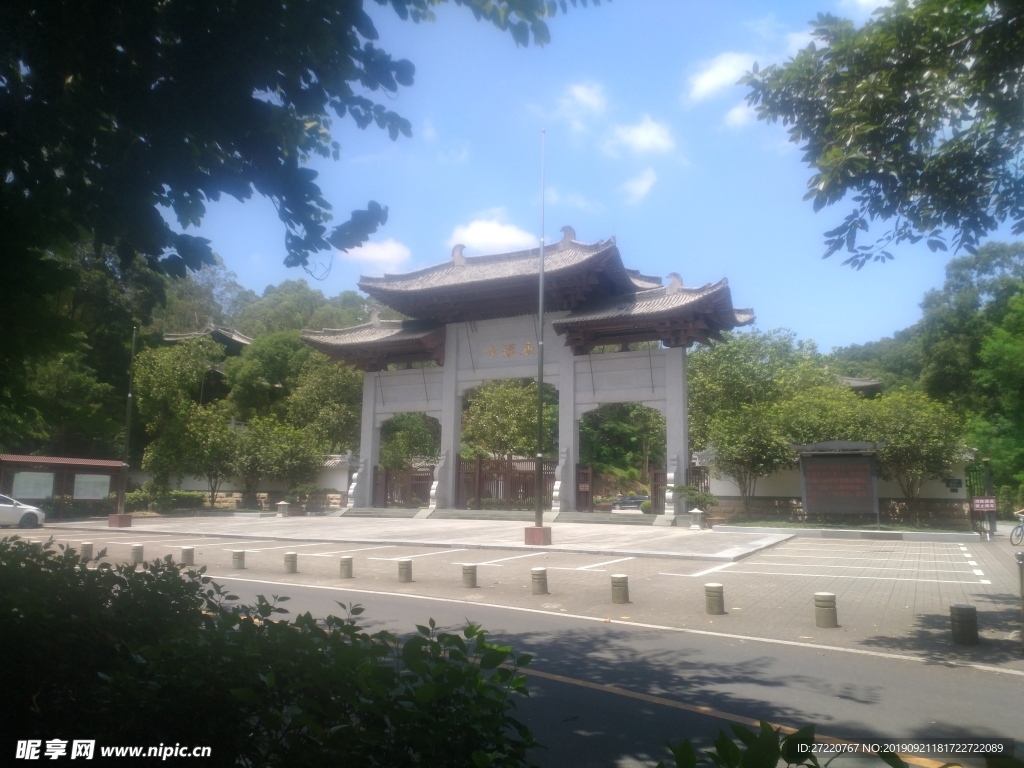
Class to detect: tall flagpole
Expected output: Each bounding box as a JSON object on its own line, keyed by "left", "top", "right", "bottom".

{"left": 534, "top": 130, "right": 546, "bottom": 530}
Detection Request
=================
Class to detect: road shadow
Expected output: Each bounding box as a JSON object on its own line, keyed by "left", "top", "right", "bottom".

{"left": 857, "top": 592, "right": 1024, "bottom": 665}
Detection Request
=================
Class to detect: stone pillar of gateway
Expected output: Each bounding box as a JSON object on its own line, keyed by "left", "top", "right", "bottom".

{"left": 301, "top": 226, "right": 754, "bottom": 523}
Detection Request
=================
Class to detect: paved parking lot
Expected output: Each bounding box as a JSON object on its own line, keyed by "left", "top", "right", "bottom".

{"left": 28, "top": 516, "right": 1024, "bottom": 671}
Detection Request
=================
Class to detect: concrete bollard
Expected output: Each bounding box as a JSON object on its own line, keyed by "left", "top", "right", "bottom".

{"left": 611, "top": 574, "right": 630, "bottom": 604}
{"left": 80, "top": 542, "right": 93, "bottom": 562}
{"left": 531, "top": 567, "right": 549, "bottom": 595}
{"left": 339, "top": 556, "right": 353, "bottom": 579}
{"left": 705, "top": 583, "right": 725, "bottom": 615}
{"left": 232, "top": 550, "right": 246, "bottom": 569}
{"left": 462, "top": 564, "right": 478, "bottom": 588}
{"left": 131, "top": 544, "right": 144, "bottom": 564}
{"left": 398, "top": 559, "right": 413, "bottom": 583}
{"left": 284, "top": 552, "right": 298, "bottom": 574}
{"left": 181, "top": 546, "right": 195, "bottom": 566}
{"left": 950, "top": 604, "right": 979, "bottom": 645}
{"left": 814, "top": 592, "right": 838, "bottom": 628}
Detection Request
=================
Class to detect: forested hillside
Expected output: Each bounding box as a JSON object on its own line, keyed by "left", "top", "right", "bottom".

{"left": 832, "top": 242, "right": 1024, "bottom": 488}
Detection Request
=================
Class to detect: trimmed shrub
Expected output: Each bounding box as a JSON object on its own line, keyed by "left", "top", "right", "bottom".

{"left": 1, "top": 537, "right": 536, "bottom": 767}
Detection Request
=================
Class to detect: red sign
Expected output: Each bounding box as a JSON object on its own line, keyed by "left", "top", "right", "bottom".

{"left": 970, "top": 496, "right": 997, "bottom": 512}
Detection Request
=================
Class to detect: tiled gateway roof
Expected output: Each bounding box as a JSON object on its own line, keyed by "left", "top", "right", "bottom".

{"left": 301, "top": 317, "right": 445, "bottom": 371}
{"left": 358, "top": 227, "right": 656, "bottom": 322}
{"left": 553, "top": 275, "right": 755, "bottom": 352}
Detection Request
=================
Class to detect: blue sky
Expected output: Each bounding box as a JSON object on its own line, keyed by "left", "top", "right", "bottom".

{"left": 187, "top": 0, "right": 999, "bottom": 351}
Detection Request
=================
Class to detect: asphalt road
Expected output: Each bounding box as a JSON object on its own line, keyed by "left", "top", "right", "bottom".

{"left": 215, "top": 576, "right": 1024, "bottom": 768}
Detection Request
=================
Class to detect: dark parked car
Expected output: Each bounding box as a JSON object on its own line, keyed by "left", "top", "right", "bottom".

{"left": 611, "top": 494, "right": 650, "bottom": 510}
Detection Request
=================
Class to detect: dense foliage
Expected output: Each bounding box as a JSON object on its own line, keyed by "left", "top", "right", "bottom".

{"left": 1, "top": 536, "right": 537, "bottom": 767}
{"left": 744, "top": 0, "right": 1024, "bottom": 266}
{"left": 833, "top": 242, "right": 1024, "bottom": 488}
{"left": 690, "top": 329, "right": 966, "bottom": 512}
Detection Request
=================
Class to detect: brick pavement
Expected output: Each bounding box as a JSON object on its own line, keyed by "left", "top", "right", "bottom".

{"left": 32, "top": 516, "right": 1024, "bottom": 672}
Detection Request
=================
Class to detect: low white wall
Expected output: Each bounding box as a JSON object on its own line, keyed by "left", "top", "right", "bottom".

{"left": 707, "top": 463, "right": 968, "bottom": 501}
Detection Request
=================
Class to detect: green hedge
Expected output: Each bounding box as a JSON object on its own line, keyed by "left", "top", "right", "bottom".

{"left": 1, "top": 537, "right": 536, "bottom": 767}
{"left": 125, "top": 488, "right": 206, "bottom": 512}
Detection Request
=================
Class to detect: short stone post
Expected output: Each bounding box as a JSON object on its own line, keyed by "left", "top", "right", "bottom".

{"left": 462, "top": 564, "right": 478, "bottom": 588}
{"left": 131, "top": 544, "right": 144, "bottom": 564}
{"left": 284, "top": 552, "right": 298, "bottom": 574}
{"left": 398, "top": 559, "right": 413, "bottom": 583}
{"left": 181, "top": 546, "right": 195, "bottom": 566}
{"left": 531, "top": 567, "right": 549, "bottom": 595}
{"left": 705, "top": 583, "right": 725, "bottom": 615}
{"left": 611, "top": 574, "right": 630, "bottom": 604}
{"left": 339, "top": 556, "right": 353, "bottom": 579}
{"left": 232, "top": 550, "right": 246, "bottom": 569}
{"left": 814, "top": 592, "right": 838, "bottom": 628}
{"left": 950, "top": 604, "right": 979, "bottom": 645}
{"left": 80, "top": 542, "right": 93, "bottom": 562}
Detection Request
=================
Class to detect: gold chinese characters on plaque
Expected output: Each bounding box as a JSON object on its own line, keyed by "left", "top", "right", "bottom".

{"left": 484, "top": 341, "right": 537, "bottom": 360}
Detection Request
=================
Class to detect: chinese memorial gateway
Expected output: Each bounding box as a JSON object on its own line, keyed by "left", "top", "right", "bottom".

{"left": 301, "top": 227, "right": 754, "bottom": 521}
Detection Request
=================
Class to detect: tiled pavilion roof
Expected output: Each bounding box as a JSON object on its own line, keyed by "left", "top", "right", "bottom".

{"left": 301, "top": 228, "right": 754, "bottom": 368}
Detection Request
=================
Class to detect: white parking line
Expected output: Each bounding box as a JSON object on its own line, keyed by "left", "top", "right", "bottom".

{"left": 224, "top": 542, "right": 332, "bottom": 552}
{"left": 747, "top": 561, "right": 976, "bottom": 574}
{"left": 726, "top": 569, "right": 986, "bottom": 584}
{"left": 453, "top": 552, "right": 549, "bottom": 567}
{"left": 688, "top": 562, "right": 737, "bottom": 578}
{"left": 761, "top": 554, "right": 966, "bottom": 563}
{"left": 369, "top": 549, "right": 468, "bottom": 561}
{"left": 304, "top": 545, "right": 397, "bottom": 557}
{"left": 578, "top": 557, "right": 635, "bottom": 571}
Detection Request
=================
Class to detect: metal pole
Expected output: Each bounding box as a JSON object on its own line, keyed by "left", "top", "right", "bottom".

{"left": 117, "top": 327, "right": 138, "bottom": 515}
{"left": 535, "top": 129, "right": 546, "bottom": 529}
{"left": 1016, "top": 551, "right": 1024, "bottom": 654}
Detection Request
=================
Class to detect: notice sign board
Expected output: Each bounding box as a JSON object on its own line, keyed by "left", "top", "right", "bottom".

{"left": 970, "top": 496, "right": 997, "bottom": 512}
{"left": 800, "top": 455, "right": 879, "bottom": 516}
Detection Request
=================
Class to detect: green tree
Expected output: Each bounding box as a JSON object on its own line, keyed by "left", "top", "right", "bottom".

{"left": 1, "top": 0, "right": 580, "bottom": 419}
{"left": 183, "top": 403, "right": 238, "bottom": 508}
{"left": 688, "top": 329, "right": 833, "bottom": 452}
{"left": 744, "top": 0, "right": 1024, "bottom": 265}
{"left": 232, "top": 416, "right": 279, "bottom": 504}
{"left": 225, "top": 330, "right": 312, "bottom": 420}
{"left": 287, "top": 353, "right": 364, "bottom": 454}
{"left": 777, "top": 385, "right": 871, "bottom": 446}
{"left": 135, "top": 338, "right": 225, "bottom": 487}
{"left": 461, "top": 380, "right": 557, "bottom": 459}
{"left": 232, "top": 415, "right": 323, "bottom": 502}
{"left": 149, "top": 255, "right": 256, "bottom": 335}
{"left": 380, "top": 413, "right": 441, "bottom": 469}
{"left": 579, "top": 403, "right": 665, "bottom": 481}
{"left": 235, "top": 280, "right": 331, "bottom": 337}
{"left": 868, "top": 389, "right": 966, "bottom": 515}
{"left": 706, "top": 404, "right": 793, "bottom": 513}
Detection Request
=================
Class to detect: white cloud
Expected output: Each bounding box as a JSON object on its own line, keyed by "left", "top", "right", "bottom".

{"left": 604, "top": 115, "right": 675, "bottom": 155}
{"left": 688, "top": 51, "right": 757, "bottom": 102}
{"left": 337, "top": 238, "right": 411, "bottom": 275}
{"left": 446, "top": 217, "right": 537, "bottom": 254}
{"left": 724, "top": 102, "right": 756, "bottom": 129}
{"left": 556, "top": 81, "right": 608, "bottom": 133}
{"left": 422, "top": 118, "right": 437, "bottom": 142}
{"left": 563, "top": 82, "right": 607, "bottom": 114}
{"left": 546, "top": 186, "right": 601, "bottom": 211}
{"left": 621, "top": 168, "right": 657, "bottom": 205}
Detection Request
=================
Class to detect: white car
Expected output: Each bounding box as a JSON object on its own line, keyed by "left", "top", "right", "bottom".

{"left": 0, "top": 494, "right": 46, "bottom": 528}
